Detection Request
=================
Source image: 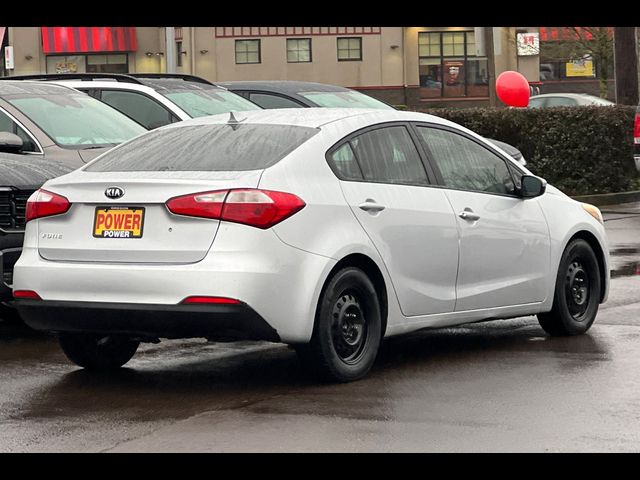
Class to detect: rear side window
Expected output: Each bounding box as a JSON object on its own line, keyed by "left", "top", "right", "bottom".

{"left": 349, "top": 126, "right": 428, "bottom": 185}
{"left": 85, "top": 123, "right": 319, "bottom": 172}
{"left": 328, "top": 143, "right": 363, "bottom": 180}
{"left": 100, "top": 90, "right": 177, "bottom": 129}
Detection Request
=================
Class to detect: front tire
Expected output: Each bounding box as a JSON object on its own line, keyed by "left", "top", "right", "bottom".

{"left": 59, "top": 333, "right": 139, "bottom": 370}
{"left": 538, "top": 239, "right": 601, "bottom": 336}
{"left": 296, "top": 267, "right": 382, "bottom": 383}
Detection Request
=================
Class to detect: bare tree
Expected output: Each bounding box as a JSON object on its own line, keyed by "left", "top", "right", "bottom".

{"left": 541, "top": 27, "right": 613, "bottom": 99}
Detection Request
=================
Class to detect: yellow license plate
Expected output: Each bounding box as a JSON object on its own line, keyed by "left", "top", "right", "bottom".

{"left": 93, "top": 207, "right": 145, "bottom": 239}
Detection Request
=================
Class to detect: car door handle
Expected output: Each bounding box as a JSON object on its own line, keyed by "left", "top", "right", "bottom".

{"left": 458, "top": 209, "right": 480, "bottom": 221}
{"left": 359, "top": 201, "right": 386, "bottom": 213}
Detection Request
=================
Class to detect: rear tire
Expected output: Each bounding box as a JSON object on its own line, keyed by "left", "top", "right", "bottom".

{"left": 59, "top": 333, "right": 139, "bottom": 370}
{"left": 296, "top": 267, "right": 382, "bottom": 383}
{"left": 538, "top": 239, "right": 601, "bottom": 336}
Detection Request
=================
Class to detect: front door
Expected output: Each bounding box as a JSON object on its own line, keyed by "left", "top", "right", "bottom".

{"left": 414, "top": 124, "right": 551, "bottom": 311}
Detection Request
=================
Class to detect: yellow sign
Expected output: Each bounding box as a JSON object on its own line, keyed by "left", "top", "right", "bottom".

{"left": 566, "top": 60, "right": 594, "bottom": 77}
{"left": 93, "top": 207, "right": 145, "bottom": 239}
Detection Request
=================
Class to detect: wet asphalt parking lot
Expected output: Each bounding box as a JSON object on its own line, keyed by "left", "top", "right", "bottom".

{"left": 1, "top": 202, "right": 640, "bottom": 452}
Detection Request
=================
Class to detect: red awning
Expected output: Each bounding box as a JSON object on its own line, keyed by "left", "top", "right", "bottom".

{"left": 41, "top": 27, "right": 137, "bottom": 54}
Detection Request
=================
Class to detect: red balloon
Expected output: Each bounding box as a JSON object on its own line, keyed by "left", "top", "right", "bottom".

{"left": 495, "top": 71, "right": 530, "bottom": 107}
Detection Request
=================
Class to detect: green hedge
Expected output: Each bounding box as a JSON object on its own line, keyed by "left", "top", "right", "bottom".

{"left": 415, "top": 106, "right": 637, "bottom": 196}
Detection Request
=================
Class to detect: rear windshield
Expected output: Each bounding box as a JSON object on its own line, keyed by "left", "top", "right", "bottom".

{"left": 162, "top": 88, "right": 259, "bottom": 117}
{"left": 300, "top": 91, "right": 393, "bottom": 110}
{"left": 85, "top": 123, "right": 319, "bottom": 172}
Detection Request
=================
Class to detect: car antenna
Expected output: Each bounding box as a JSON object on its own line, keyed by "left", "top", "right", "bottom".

{"left": 227, "top": 111, "right": 246, "bottom": 125}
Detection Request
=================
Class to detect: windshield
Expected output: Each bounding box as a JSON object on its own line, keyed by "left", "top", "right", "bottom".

{"left": 300, "top": 91, "right": 393, "bottom": 109}
{"left": 85, "top": 123, "right": 319, "bottom": 172}
{"left": 163, "top": 88, "right": 260, "bottom": 117}
{"left": 6, "top": 93, "right": 146, "bottom": 148}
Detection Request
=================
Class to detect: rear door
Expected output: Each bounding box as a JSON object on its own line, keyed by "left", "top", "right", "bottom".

{"left": 332, "top": 123, "right": 459, "bottom": 316}
{"left": 413, "top": 123, "right": 550, "bottom": 311}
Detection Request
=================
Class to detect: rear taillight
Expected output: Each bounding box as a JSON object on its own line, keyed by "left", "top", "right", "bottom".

{"left": 26, "top": 189, "right": 71, "bottom": 223}
{"left": 166, "top": 189, "right": 305, "bottom": 229}
{"left": 13, "top": 290, "right": 41, "bottom": 300}
{"left": 634, "top": 112, "right": 640, "bottom": 144}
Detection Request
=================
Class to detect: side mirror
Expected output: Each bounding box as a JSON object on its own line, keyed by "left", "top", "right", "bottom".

{"left": 520, "top": 175, "right": 547, "bottom": 198}
{"left": 0, "top": 132, "right": 24, "bottom": 153}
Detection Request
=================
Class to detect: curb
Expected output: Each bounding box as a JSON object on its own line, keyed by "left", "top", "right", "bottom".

{"left": 572, "top": 190, "right": 640, "bottom": 207}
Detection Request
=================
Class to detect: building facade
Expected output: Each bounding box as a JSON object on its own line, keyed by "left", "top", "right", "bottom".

{"left": 1, "top": 26, "right": 545, "bottom": 108}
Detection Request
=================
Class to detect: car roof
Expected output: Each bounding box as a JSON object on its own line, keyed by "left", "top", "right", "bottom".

{"left": 218, "top": 80, "right": 352, "bottom": 94}
{"left": 531, "top": 93, "right": 607, "bottom": 100}
{"left": 166, "top": 107, "right": 454, "bottom": 130}
{"left": 0, "top": 80, "right": 80, "bottom": 96}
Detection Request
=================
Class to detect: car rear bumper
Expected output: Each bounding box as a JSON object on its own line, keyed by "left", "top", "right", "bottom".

{"left": 15, "top": 299, "right": 280, "bottom": 342}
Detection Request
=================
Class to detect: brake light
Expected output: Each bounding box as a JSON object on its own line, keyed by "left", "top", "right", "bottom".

{"left": 634, "top": 112, "right": 640, "bottom": 144}
{"left": 166, "top": 189, "right": 305, "bottom": 229}
{"left": 181, "top": 296, "right": 240, "bottom": 305}
{"left": 13, "top": 290, "right": 41, "bottom": 300}
{"left": 26, "top": 189, "right": 71, "bottom": 222}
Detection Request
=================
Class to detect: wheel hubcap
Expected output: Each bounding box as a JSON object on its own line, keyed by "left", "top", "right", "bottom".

{"left": 331, "top": 292, "right": 367, "bottom": 363}
{"left": 565, "top": 260, "right": 590, "bottom": 321}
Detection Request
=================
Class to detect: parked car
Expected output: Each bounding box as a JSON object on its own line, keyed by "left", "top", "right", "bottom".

{"left": 3, "top": 73, "right": 260, "bottom": 130}
{"left": 221, "top": 80, "right": 528, "bottom": 166}
{"left": 634, "top": 103, "right": 640, "bottom": 172}
{"left": 14, "top": 108, "right": 609, "bottom": 382}
{"left": 528, "top": 93, "right": 615, "bottom": 108}
{"left": 219, "top": 80, "right": 395, "bottom": 110}
{"left": 0, "top": 81, "right": 146, "bottom": 306}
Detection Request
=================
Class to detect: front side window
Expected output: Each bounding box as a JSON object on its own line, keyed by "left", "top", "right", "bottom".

{"left": 248, "top": 93, "right": 303, "bottom": 109}
{"left": 349, "top": 126, "right": 428, "bottom": 185}
{"left": 6, "top": 93, "right": 146, "bottom": 148}
{"left": 235, "top": 39, "right": 261, "bottom": 64}
{"left": 0, "top": 109, "right": 39, "bottom": 152}
{"left": 85, "top": 124, "right": 319, "bottom": 172}
{"left": 337, "top": 37, "right": 362, "bottom": 61}
{"left": 416, "top": 126, "right": 515, "bottom": 195}
{"left": 287, "top": 38, "right": 312, "bottom": 63}
{"left": 100, "top": 90, "right": 176, "bottom": 130}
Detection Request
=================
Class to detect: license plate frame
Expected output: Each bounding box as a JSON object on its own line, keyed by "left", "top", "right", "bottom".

{"left": 93, "top": 206, "right": 145, "bottom": 239}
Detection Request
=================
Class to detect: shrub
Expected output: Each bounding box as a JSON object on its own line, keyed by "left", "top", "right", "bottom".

{"left": 414, "top": 105, "right": 637, "bottom": 196}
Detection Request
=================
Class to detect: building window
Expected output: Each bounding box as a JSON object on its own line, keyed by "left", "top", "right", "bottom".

{"left": 235, "top": 39, "right": 261, "bottom": 64}
{"left": 337, "top": 37, "right": 362, "bottom": 61}
{"left": 287, "top": 38, "right": 312, "bottom": 63}
{"left": 176, "top": 41, "right": 183, "bottom": 67}
{"left": 418, "top": 30, "right": 488, "bottom": 99}
{"left": 46, "top": 54, "right": 128, "bottom": 74}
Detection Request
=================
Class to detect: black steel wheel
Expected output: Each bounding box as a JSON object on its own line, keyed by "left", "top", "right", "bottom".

{"left": 295, "top": 267, "right": 382, "bottom": 383}
{"left": 538, "top": 239, "right": 601, "bottom": 336}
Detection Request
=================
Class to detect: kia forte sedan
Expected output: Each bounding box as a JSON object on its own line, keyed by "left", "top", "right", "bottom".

{"left": 13, "top": 109, "right": 609, "bottom": 383}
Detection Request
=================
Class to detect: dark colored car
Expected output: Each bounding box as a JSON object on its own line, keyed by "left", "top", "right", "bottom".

{"left": 221, "top": 80, "right": 527, "bottom": 166}
{"left": 4, "top": 73, "right": 260, "bottom": 130}
{"left": 0, "top": 81, "right": 146, "bottom": 304}
{"left": 219, "top": 80, "right": 394, "bottom": 110}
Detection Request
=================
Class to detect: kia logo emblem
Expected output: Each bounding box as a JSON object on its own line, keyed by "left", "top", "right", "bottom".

{"left": 105, "top": 187, "right": 125, "bottom": 199}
